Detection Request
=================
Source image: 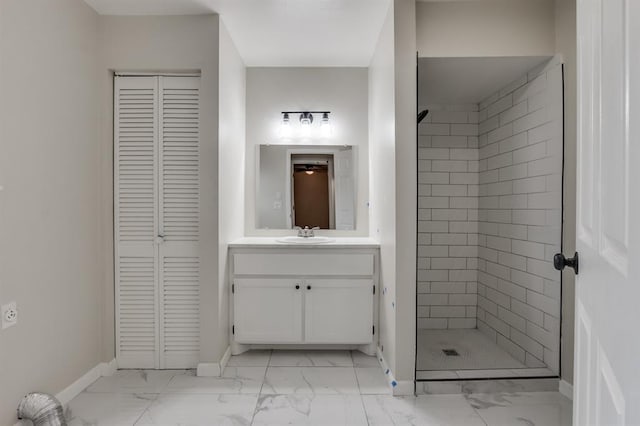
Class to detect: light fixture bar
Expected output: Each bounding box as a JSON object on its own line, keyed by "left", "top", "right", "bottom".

{"left": 281, "top": 111, "right": 331, "bottom": 115}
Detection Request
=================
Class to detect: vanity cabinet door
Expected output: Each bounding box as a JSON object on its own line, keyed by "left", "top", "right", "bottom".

{"left": 233, "top": 279, "right": 303, "bottom": 344}
{"left": 304, "top": 279, "right": 374, "bottom": 344}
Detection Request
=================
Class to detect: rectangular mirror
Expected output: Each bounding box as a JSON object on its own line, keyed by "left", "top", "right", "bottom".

{"left": 257, "top": 145, "right": 356, "bottom": 230}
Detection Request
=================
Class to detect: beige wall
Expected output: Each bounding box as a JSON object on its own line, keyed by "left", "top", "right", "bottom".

{"left": 555, "top": 0, "right": 576, "bottom": 386}
{"left": 417, "top": 0, "right": 556, "bottom": 57}
{"left": 368, "top": 0, "right": 417, "bottom": 387}
{"left": 369, "top": 1, "right": 398, "bottom": 375}
{"left": 245, "top": 67, "right": 370, "bottom": 236}
{"left": 0, "top": 1, "right": 102, "bottom": 424}
{"left": 218, "top": 20, "right": 246, "bottom": 359}
{"left": 98, "top": 14, "right": 222, "bottom": 362}
{"left": 393, "top": 0, "right": 418, "bottom": 384}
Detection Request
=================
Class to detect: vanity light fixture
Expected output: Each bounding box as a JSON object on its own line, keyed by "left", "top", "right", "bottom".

{"left": 280, "top": 111, "right": 331, "bottom": 138}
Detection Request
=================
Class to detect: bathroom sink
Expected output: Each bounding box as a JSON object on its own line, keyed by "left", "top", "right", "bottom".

{"left": 276, "top": 236, "right": 335, "bottom": 244}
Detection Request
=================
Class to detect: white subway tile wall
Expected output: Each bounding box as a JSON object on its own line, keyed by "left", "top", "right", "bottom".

{"left": 417, "top": 104, "right": 479, "bottom": 330}
{"left": 417, "top": 59, "right": 563, "bottom": 374}
{"left": 476, "top": 60, "right": 563, "bottom": 374}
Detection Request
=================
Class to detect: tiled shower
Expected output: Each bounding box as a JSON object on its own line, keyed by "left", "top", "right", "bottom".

{"left": 416, "top": 57, "right": 563, "bottom": 380}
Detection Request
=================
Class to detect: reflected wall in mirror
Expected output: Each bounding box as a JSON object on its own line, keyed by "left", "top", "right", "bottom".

{"left": 257, "top": 145, "right": 356, "bottom": 230}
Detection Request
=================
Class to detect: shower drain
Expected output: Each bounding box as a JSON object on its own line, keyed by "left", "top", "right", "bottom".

{"left": 442, "top": 349, "right": 460, "bottom": 356}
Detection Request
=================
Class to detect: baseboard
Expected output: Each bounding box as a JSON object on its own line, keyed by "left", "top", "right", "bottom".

{"left": 392, "top": 380, "right": 415, "bottom": 396}
{"left": 57, "top": 359, "right": 115, "bottom": 405}
{"left": 376, "top": 347, "right": 414, "bottom": 396}
{"left": 559, "top": 379, "right": 573, "bottom": 400}
{"left": 101, "top": 358, "right": 118, "bottom": 377}
{"left": 220, "top": 346, "right": 231, "bottom": 374}
{"left": 197, "top": 347, "right": 231, "bottom": 377}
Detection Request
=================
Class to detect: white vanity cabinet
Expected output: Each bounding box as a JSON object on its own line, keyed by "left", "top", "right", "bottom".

{"left": 228, "top": 239, "right": 379, "bottom": 354}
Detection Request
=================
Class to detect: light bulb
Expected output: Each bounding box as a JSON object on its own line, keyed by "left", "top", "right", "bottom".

{"left": 320, "top": 112, "right": 332, "bottom": 137}
{"left": 280, "top": 113, "right": 292, "bottom": 138}
{"left": 300, "top": 120, "right": 311, "bottom": 137}
{"left": 299, "top": 113, "right": 313, "bottom": 137}
{"left": 305, "top": 170, "right": 314, "bottom": 175}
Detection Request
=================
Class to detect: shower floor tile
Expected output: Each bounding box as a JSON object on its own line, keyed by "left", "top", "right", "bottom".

{"left": 416, "top": 329, "right": 555, "bottom": 379}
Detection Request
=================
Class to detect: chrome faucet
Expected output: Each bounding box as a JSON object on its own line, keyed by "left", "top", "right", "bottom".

{"left": 295, "top": 226, "right": 320, "bottom": 238}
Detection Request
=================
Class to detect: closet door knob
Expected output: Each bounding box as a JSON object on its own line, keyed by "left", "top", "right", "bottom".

{"left": 307, "top": 285, "right": 311, "bottom": 290}
{"left": 295, "top": 285, "right": 300, "bottom": 290}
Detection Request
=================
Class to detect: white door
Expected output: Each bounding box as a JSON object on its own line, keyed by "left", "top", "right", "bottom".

{"left": 157, "top": 77, "right": 200, "bottom": 369}
{"left": 574, "top": 0, "right": 640, "bottom": 424}
{"left": 333, "top": 149, "right": 355, "bottom": 230}
{"left": 115, "top": 75, "right": 200, "bottom": 369}
{"left": 233, "top": 279, "right": 303, "bottom": 343}
{"left": 115, "top": 76, "right": 159, "bottom": 369}
{"left": 304, "top": 279, "right": 373, "bottom": 344}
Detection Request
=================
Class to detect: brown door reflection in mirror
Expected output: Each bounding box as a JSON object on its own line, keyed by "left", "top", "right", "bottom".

{"left": 292, "top": 164, "right": 330, "bottom": 229}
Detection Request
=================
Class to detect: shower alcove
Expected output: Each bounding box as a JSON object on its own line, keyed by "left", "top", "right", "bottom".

{"left": 416, "top": 55, "right": 564, "bottom": 383}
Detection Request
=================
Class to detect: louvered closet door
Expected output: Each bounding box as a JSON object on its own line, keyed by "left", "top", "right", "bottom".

{"left": 158, "top": 76, "right": 200, "bottom": 369}
{"left": 115, "top": 75, "right": 200, "bottom": 369}
{"left": 115, "top": 76, "right": 159, "bottom": 368}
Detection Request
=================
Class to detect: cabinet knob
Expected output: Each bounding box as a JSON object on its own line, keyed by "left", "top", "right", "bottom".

{"left": 307, "top": 285, "right": 311, "bottom": 290}
{"left": 295, "top": 284, "right": 300, "bottom": 290}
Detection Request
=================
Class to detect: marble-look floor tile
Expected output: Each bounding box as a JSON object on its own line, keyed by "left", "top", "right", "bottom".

{"left": 227, "top": 350, "right": 272, "bottom": 367}
{"left": 351, "top": 350, "right": 380, "bottom": 367}
{"left": 460, "top": 379, "right": 559, "bottom": 394}
{"left": 262, "top": 367, "right": 359, "bottom": 395}
{"left": 252, "top": 394, "right": 368, "bottom": 425}
{"left": 467, "top": 392, "right": 572, "bottom": 426}
{"left": 135, "top": 393, "right": 258, "bottom": 425}
{"left": 269, "top": 350, "right": 353, "bottom": 367}
{"left": 475, "top": 404, "right": 572, "bottom": 426}
{"left": 355, "top": 367, "right": 390, "bottom": 395}
{"left": 466, "top": 391, "right": 572, "bottom": 408}
{"left": 416, "top": 381, "right": 463, "bottom": 395}
{"left": 164, "top": 367, "right": 266, "bottom": 394}
{"left": 86, "top": 370, "right": 186, "bottom": 394}
{"left": 362, "top": 394, "right": 487, "bottom": 426}
{"left": 65, "top": 392, "right": 155, "bottom": 425}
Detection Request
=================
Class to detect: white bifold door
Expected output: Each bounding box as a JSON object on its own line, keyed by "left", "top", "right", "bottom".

{"left": 115, "top": 76, "right": 200, "bottom": 369}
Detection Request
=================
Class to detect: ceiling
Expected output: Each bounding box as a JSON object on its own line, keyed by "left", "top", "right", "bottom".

{"left": 418, "top": 56, "right": 551, "bottom": 105}
{"left": 84, "top": 0, "right": 392, "bottom": 67}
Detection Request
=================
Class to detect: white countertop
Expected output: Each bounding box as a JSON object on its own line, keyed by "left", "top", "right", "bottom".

{"left": 228, "top": 236, "right": 380, "bottom": 249}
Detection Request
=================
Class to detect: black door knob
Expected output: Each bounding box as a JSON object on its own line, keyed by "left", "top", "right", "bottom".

{"left": 554, "top": 252, "right": 579, "bottom": 275}
{"left": 295, "top": 285, "right": 300, "bottom": 290}
{"left": 307, "top": 285, "right": 311, "bottom": 290}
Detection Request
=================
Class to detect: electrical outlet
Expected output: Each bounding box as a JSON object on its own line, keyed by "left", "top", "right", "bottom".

{"left": 1, "top": 302, "right": 17, "bottom": 329}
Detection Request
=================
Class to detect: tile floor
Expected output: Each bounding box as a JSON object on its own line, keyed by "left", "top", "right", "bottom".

{"left": 65, "top": 350, "right": 572, "bottom": 425}
{"left": 417, "top": 329, "right": 555, "bottom": 380}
